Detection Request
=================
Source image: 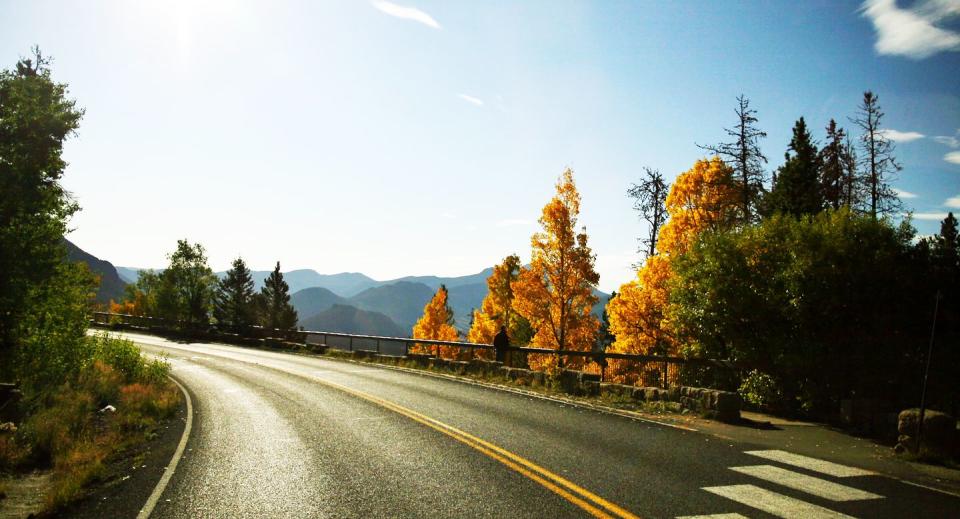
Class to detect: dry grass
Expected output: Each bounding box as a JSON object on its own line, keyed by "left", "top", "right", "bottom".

{"left": 5, "top": 340, "right": 179, "bottom": 513}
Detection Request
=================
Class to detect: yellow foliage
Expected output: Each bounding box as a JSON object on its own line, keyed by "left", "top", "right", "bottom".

{"left": 512, "top": 169, "right": 600, "bottom": 371}
{"left": 606, "top": 158, "right": 737, "bottom": 383}
{"left": 658, "top": 157, "right": 739, "bottom": 256}
{"left": 467, "top": 254, "right": 526, "bottom": 360}
{"left": 411, "top": 285, "right": 460, "bottom": 358}
{"left": 109, "top": 299, "right": 136, "bottom": 316}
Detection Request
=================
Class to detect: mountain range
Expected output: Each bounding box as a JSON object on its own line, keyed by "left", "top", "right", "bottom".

{"left": 115, "top": 264, "right": 610, "bottom": 338}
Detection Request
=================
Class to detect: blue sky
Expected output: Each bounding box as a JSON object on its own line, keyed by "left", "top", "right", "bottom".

{"left": 2, "top": 0, "right": 958, "bottom": 292}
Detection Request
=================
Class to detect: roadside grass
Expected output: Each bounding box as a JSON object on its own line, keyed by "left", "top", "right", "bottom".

{"left": 1, "top": 332, "right": 179, "bottom": 512}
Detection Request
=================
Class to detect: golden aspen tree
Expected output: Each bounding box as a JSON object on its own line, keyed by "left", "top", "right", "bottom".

{"left": 606, "top": 157, "right": 738, "bottom": 384}
{"left": 512, "top": 169, "right": 600, "bottom": 372}
{"left": 412, "top": 285, "right": 460, "bottom": 357}
{"left": 467, "top": 254, "right": 530, "bottom": 360}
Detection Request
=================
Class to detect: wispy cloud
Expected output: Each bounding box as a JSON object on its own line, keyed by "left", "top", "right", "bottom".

{"left": 934, "top": 129, "right": 960, "bottom": 148}
{"left": 496, "top": 219, "right": 532, "bottom": 227}
{"left": 878, "top": 128, "right": 925, "bottom": 142}
{"left": 457, "top": 94, "right": 484, "bottom": 107}
{"left": 894, "top": 188, "right": 919, "bottom": 199}
{"left": 945, "top": 195, "right": 960, "bottom": 208}
{"left": 861, "top": 0, "right": 960, "bottom": 59}
{"left": 371, "top": 1, "right": 440, "bottom": 29}
{"left": 911, "top": 212, "right": 951, "bottom": 220}
{"left": 946, "top": 151, "right": 960, "bottom": 164}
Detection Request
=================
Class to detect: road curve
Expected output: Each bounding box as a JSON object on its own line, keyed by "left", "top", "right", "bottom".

{"left": 117, "top": 332, "right": 958, "bottom": 519}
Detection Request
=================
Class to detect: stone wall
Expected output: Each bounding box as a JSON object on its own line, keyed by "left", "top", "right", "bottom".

{"left": 896, "top": 409, "right": 958, "bottom": 458}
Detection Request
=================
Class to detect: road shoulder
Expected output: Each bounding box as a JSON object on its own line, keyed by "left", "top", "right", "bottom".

{"left": 60, "top": 382, "right": 190, "bottom": 519}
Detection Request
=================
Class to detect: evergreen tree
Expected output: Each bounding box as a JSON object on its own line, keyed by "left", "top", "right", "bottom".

{"left": 0, "top": 48, "right": 83, "bottom": 353}
{"left": 765, "top": 117, "right": 822, "bottom": 217}
{"left": 627, "top": 167, "right": 669, "bottom": 263}
{"left": 841, "top": 135, "right": 861, "bottom": 208}
{"left": 851, "top": 91, "right": 901, "bottom": 218}
{"left": 596, "top": 290, "right": 617, "bottom": 351}
{"left": 258, "top": 262, "right": 298, "bottom": 331}
{"left": 698, "top": 94, "right": 768, "bottom": 223}
{"left": 819, "top": 119, "right": 855, "bottom": 210}
{"left": 932, "top": 213, "right": 959, "bottom": 289}
{"left": 214, "top": 257, "right": 256, "bottom": 332}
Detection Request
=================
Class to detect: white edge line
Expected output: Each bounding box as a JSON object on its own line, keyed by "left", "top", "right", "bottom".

{"left": 137, "top": 375, "right": 193, "bottom": 519}
{"left": 894, "top": 477, "right": 960, "bottom": 499}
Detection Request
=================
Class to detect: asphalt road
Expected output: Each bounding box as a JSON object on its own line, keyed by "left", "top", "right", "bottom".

{"left": 118, "top": 332, "right": 959, "bottom": 518}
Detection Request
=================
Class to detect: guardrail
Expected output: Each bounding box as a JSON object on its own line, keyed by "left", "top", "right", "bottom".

{"left": 91, "top": 312, "right": 739, "bottom": 389}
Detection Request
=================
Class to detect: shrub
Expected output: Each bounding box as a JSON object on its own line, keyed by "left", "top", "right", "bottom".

{"left": 738, "top": 369, "right": 781, "bottom": 410}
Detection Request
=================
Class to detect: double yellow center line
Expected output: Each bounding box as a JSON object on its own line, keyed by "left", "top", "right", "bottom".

{"left": 310, "top": 376, "right": 641, "bottom": 519}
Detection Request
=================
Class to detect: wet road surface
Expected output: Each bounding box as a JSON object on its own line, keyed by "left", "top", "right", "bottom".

{"left": 117, "top": 332, "right": 960, "bottom": 518}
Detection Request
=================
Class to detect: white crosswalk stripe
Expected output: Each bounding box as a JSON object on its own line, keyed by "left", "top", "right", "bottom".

{"left": 703, "top": 484, "right": 856, "bottom": 519}
{"left": 730, "top": 465, "right": 883, "bottom": 502}
{"left": 744, "top": 450, "right": 875, "bottom": 477}
{"left": 677, "top": 451, "right": 884, "bottom": 519}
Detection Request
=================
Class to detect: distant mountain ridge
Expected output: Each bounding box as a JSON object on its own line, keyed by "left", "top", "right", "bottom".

{"left": 300, "top": 304, "right": 406, "bottom": 337}
{"left": 63, "top": 239, "right": 127, "bottom": 304}
{"left": 118, "top": 264, "right": 611, "bottom": 337}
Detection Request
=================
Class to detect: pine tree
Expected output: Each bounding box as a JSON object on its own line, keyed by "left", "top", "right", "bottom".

{"left": 214, "top": 257, "right": 256, "bottom": 332}
{"left": 0, "top": 48, "right": 83, "bottom": 352}
{"left": 766, "top": 117, "right": 822, "bottom": 217}
{"left": 258, "top": 262, "right": 298, "bottom": 331}
{"left": 626, "top": 167, "right": 669, "bottom": 263}
{"left": 596, "top": 290, "right": 617, "bottom": 351}
{"left": 841, "top": 135, "right": 861, "bottom": 208}
{"left": 851, "top": 91, "right": 901, "bottom": 218}
{"left": 819, "top": 119, "right": 852, "bottom": 210}
{"left": 698, "top": 94, "right": 768, "bottom": 223}
{"left": 933, "top": 213, "right": 959, "bottom": 287}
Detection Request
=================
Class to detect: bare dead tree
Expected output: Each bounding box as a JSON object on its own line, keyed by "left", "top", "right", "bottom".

{"left": 698, "top": 94, "right": 768, "bottom": 223}
{"left": 627, "top": 167, "right": 668, "bottom": 265}
{"left": 851, "top": 91, "right": 901, "bottom": 218}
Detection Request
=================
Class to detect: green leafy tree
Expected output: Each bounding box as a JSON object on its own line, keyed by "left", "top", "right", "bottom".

{"left": 670, "top": 209, "right": 927, "bottom": 415}
{"left": 120, "top": 269, "right": 161, "bottom": 316}
{"left": 258, "top": 262, "right": 298, "bottom": 331}
{"left": 14, "top": 262, "right": 96, "bottom": 393}
{"left": 156, "top": 240, "right": 216, "bottom": 328}
{"left": 214, "top": 257, "right": 257, "bottom": 332}
{"left": 0, "top": 48, "right": 83, "bottom": 354}
{"left": 765, "top": 117, "right": 822, "bottom": 217}
{"left": 851, "top": 91, "right": 901, "bottom": 218}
